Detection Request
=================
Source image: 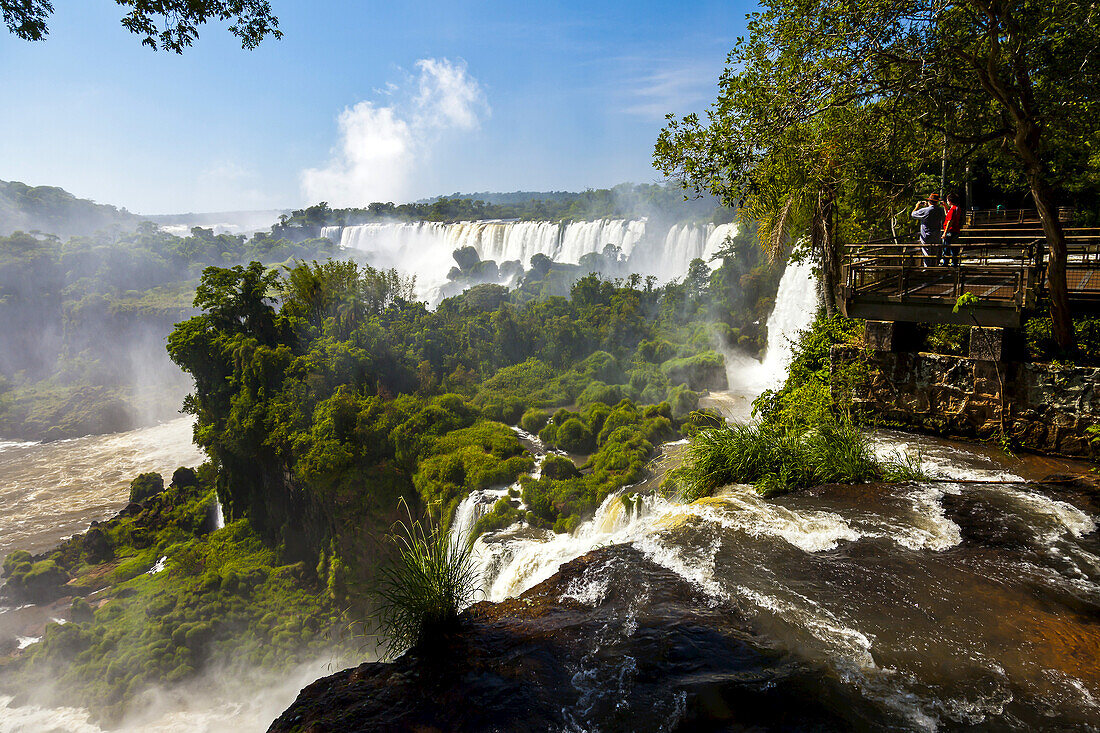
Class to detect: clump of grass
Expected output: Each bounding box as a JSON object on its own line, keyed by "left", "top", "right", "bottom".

{"left": 665, "top": 419, "right": 915, "bottom": 499}
{"left": 881, "top": 448, "right": 929, "bottom": 483}
{"left": 376, "top": 500, "right": 478, "bottom": 657}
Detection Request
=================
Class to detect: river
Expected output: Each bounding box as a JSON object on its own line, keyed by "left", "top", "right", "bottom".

{"left": 439, "top": 260, "right": 1100, "bottom": 730}
{"left": 4, "top": 258, "right": 1100, "bottom": 729}
{"left": 0, "top": 416, "right": 205, "bottom": 560}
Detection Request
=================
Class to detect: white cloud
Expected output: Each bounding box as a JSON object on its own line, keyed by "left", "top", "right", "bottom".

{"left": 302, "top": 58, "right": 488, "bottom": 207}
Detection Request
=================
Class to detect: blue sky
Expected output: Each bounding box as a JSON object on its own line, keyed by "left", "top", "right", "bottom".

{"left": 0, "top": 1, "right": 754, "bottom": 214}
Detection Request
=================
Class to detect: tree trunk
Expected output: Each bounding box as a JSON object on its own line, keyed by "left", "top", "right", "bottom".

{"left": 1014, "top": 121, "right": 1076, "bottom": 350}
{"left": 812, "top": 187, "right": 839, "bottom": 316}
{"left": 963, "top": 0, "right": 1077, "bottom": 351}
{"left": 1030, "top": 175, "right": 1075, "bottom": 350}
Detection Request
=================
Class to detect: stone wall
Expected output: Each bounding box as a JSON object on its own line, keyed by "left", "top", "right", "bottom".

{"left": 831, "top": 343, "right": 1100, "bottom": 458}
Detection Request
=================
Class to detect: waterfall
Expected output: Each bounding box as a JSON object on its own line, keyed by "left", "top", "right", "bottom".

{"left": 322, "top": 219, "right": 738, "bottom": 303}
{"left": 724, "top": 258, "right": 820, "bottom": 397}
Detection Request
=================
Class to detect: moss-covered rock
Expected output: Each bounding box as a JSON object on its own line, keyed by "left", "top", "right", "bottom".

{"left": 129, "top": 472, "right": 165, "bottom": 504}
{"left": 660, "top": 351, "right": 729, "bottom": 391}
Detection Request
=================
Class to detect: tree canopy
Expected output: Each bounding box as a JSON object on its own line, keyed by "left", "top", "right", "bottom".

{"left": 3, "top": 0, "right": 280, "bottom": 52}
{"left": 656, "top": 0, "right": 1100, "bottom": 348}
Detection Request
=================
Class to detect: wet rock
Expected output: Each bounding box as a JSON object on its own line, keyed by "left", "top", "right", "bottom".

{"left": 81, "top": 527, "right": 112, "bottom": 564}
{"left": 270, "top": 546, "right": 901, "bottom": 733}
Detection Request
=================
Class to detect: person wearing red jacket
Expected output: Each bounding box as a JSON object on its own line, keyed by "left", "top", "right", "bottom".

{"left": 941, "top": 193, "right": 964, "bottom": 266}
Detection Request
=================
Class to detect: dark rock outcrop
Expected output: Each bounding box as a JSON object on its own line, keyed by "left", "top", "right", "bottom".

{"left": 270, "top": 546, "right": 900, "bottom": 732}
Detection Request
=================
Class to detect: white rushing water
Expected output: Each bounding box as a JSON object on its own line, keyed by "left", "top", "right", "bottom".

{"left": 443, "top": 256, "right": 1100, "bottom": 728}
{"left": 322, "top": 220, "right": 737, "bottom": 303}
{"left": 723, "top": 257, "right": 819, "bottom": 398}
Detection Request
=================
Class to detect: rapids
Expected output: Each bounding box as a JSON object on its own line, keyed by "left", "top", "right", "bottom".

{"left": 0, "top": 416, "right": 205, "bottom": 559}
{"left": 449, "top": 415, "right": 1100, "bottom": 729}
{"left": 441, "top": 259, "right": 1100, "bottom": 729}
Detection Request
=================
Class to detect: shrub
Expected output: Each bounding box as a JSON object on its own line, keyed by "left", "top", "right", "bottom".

{"left": 129, "top": 472, "right": 165, "bottom": 504}
{"left": 576, "top": 381, "right": 623, "bottom": 407}
{"left": 666, "top": 384, "right": 699, "bottom": 419}
{"left": 660, "top": 351, "right": 728, "bottom": 390}
{"left": 171, "top": 467, "right": 198, "bottom": 488}
{"left": 376, "top": 503, "right": 478, "bottom": 656}
{"left": 665, "top": 418, "right": 891, "bottom": 500}
{"left": 540, "top": 454, "right": 580, "bottom": 480}
{"left": 473, "top": 497, "right": 523, "bottom": 536}
{"left": 557, "top": 418, "right": 595, "bottom": 453}
{"left": 519, "top": 408, "right": 550, "bottom": 433}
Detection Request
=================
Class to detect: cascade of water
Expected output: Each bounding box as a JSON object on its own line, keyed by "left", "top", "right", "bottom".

{"left": 724, "top": 258, "right": 820, "bottom": 396}
{"left": 322, "top": 219, "right": 723, "bottom": 303}
{"left": 702, "top": 223, "right": 739, "bottom": 263}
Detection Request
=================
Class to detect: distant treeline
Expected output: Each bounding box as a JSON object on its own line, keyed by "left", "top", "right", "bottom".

{"left": 0, "top": 180, "right": 141, "bottom": 239}
{"left": 273, "top": 183, "right": 735, "bottom": 238}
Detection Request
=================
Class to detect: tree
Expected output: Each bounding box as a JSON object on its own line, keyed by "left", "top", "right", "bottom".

{"left": 3, "top": 0, "right": 280, "bottom": 52}
{"left": 657, "top": 0, "right": 1100, "bottom": 349}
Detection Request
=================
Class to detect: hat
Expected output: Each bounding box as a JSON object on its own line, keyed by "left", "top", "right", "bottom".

{"left": 928, "top": 193, "right": 941, "bottom": 202}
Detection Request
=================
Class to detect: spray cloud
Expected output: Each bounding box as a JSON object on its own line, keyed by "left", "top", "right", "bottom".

{"left": 301, "top": 58, "right": 489, "bottom": 207}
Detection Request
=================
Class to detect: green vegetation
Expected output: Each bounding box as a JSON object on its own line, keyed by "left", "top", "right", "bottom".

{"left": 526, "top": 400, "right": 674, "bottom": 532}
{"left": 1, "top": 469, "right": 347, "bottom": 724}
{"left": 3, "top": 0, "right": 281, "bottom": 53}
{"left": 273, "top": 183, "right": 734, "bottom": 233}
{"left": 667, "top": 314, "right": 925, "bottom": 498}
{"left": 0, "top": 219, "right": 336, "bottom": 440}
{"left": 128, "top": 471, "right": 165, "bottom": 503}
{"left": 163, "top": 257, "right": 756, "bottom": 567}
{"left": 1, "top": 194, "right": 784, "bottom": 720}
{"left": 655, "top": 0, "right": 1100, "bottom": 348}
{"left": 376, "top": 503, "right": 478, "bottom": 657}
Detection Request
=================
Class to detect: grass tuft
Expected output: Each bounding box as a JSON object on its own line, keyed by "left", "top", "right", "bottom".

{"left": 665, "top": 418, "right": 919, "bottom": 499}
{"left": 376, "top": 500, "right": 478, "bottom": 658}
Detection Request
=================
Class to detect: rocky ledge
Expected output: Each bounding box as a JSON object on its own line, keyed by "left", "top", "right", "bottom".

{"left": 270, "top": 545, "right": 900, "bottom": 732}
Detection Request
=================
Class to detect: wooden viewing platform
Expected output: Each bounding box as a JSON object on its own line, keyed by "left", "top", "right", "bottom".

{"left": 840, "top": 210, "right": 1100, "bottom": 327}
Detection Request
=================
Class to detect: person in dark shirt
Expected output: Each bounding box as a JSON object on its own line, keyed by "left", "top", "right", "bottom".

{"left": 911, "top": 193, "right": 945, "bottom": 266}
{"left": 940, "top": 193, "right": 963, "bottom": 266}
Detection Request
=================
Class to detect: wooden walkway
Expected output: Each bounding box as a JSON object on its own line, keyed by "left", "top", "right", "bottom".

{"left": 840, "top": 211, "right": 1100, "bottom": 327}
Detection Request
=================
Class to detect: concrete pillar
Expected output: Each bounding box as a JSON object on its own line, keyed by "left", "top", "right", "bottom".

{"left": 969, "top": 326, "right": 1006, "bottom": 361}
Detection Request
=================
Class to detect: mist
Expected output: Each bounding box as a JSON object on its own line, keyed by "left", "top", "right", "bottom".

{"left": 0, "top": 198, "right": 336, "bottom": 441}
{"left": 0, "top": 652, "right": 359, "bottom": 732}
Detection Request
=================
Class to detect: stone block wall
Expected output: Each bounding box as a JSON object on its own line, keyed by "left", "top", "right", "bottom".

{"left": 831, "top": 344, "right": 1100, "bottom": 458}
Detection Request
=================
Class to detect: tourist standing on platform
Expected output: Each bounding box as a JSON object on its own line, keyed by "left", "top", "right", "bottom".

{"left": 912, "top": 193, "right": 945, "bottom": 266}
{"left": 941, "top": 193, "right": 963, "bottom": 266}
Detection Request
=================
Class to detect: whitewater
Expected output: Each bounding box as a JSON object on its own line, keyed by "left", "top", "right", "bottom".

{"left": 446, "top": 259, "right": 1100, "bottom": 730}
{"left": 322, "top": 219, "right": 737, "bottom": 303}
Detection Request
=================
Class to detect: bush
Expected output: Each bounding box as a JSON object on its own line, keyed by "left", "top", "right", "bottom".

{"left": 519, "top": 408, "right": 550, "bottom": 433}
{"left": 576, "top": 381, "right": 623, "bottom": 407}
{"left": 665, "top": 418, "right": 888, "bottom": 500}
{"left": 540, "top": 454, "right": 580, "bottom": 480}
{"left": 557, "top": 418, "right": 595, "bottom": 453}
{"left": 473, "top": 497, "right": 523, "bottom": 536}
{"left": 171, "top": 467, "right": 198, "bottom": 488}
{"left": 129, "top": 472, "right": 165, "bottom": 504}
{"left": 666, "top": 384, "right": 699, "bottom": 419}
{"left": 660, "top": 351, "right": 728, "bottom": 390}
